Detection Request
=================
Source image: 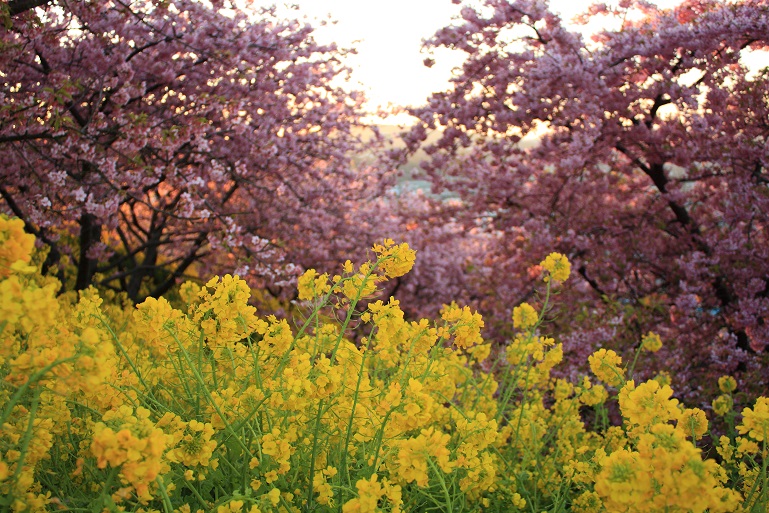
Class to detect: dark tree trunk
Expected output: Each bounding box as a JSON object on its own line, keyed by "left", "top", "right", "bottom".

{"left": 74, "top": 213, "right": 102, "bottom": 291}
{"left": 7, "top": 0, "right": 52, "bottom": 16}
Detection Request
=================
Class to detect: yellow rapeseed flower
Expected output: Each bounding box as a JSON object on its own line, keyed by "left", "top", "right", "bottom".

{"left": 539, "top": 252, "right": 571, "bottom": 283}
{"left": 580, "top": 383, "right": 609, "bottom": 406}
{"left": 619, "top": 380, "right": 681, "bottom": 431}
{"left": 297, "top": 269, "right": 331, "bottom": 300}
{"left": 266, "top": 488, "right": 281, "bottom": 506}
{"left": 0, "top": 214, "right": 35, "bottom": 278}
{"left": 440, "top": 303, "right": 484, "bottom": 350}
{"left": 372, "top": 239, "right": 416, "bottom": 279}
{"left": 641, "top": 332, "right": 662, "bottom": 353}
{"left": 678, "top": 408, "right": 708, "bottom": 440}
{"left": 342, "top": 474, "right": 385, "bottom": 513}
{"left": 512, "top": 302, "right": 538, "bottom": 330}
{"left": 718, "top": 375, "right": 737, "bottom": 394}
{"left": 737, "top": 397, "right": 769, "bottom": 442}
{"left": 588, "top": 348, "right": 625, "bottom": 387}
{"left": 217, "top": 500, "right": 244, "bottom": 513}
{"left": 712, "top": 394, "right": 733, "bottom": 416}
{"left": 571, "top": 490, "right": 602, "bottom": 513}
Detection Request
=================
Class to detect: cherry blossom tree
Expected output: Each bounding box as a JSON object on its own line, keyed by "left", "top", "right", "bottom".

{"left": 399, "top": 0, "right": 769, "bottom": 398}
{"left": 1, "top": 0, "right": 384, "bottom": 300}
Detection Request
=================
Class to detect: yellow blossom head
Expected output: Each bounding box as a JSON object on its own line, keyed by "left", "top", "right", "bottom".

{"left": 266, "top": 488, "right": 281, "bottom": 506}
{"left": 440, "top": 303, "right": 484, "bottom": 350}
{"left": 678, "top": 408, "right": 708, "bottom": 440}
{"left": 641, "top": 332, "right": 662, "bottom": 353}
{"left": 588, "top": 348, "right": 625, "bottom": 387}
{"left": 712, "top": 394, "right": 733, "bottom": 416}
{"left": 0, "top": 215, "right": 36, "bottom": 278}
{"left": 297, "top": 269, "right": 331, "bottom": 300}
{"left": 581, "top": 383, "right": 609, "bottom": 406}
{"left": 619, "top": 379, "right": 680, "bottom": 430}
{"left": 539, "top": 252, "right": 570, "bottom": 283}
{"left": 217, "top": 500, "right": 245, "bottom": 513}
{"left": 512, "top": 302, "right": 538, "bottom": 330}
{"left": 553, "top": 378, "right": 574, "bottom": 401}
{"left": 718, "top": 375, "right": 737, "bottom": 394}
{"left": 737, "top": 397, "right": 769, "bottom": 442}
{"left": 372, "top": 239, "right": 416, "bottom": 279}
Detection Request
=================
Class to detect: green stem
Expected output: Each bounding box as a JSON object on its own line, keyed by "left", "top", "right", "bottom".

{"left": 155, "top": 477, "right": 174, "bottom": 513}
{"left": 10, "top": 386, "right": 41, "bottom": 487}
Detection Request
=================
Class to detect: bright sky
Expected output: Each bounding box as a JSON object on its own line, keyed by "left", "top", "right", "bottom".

{"left": 253, "top": 0, "right": 467, "bottom": 112}
{"left": 255, "top": 0, "right": 767, "bottom": 118}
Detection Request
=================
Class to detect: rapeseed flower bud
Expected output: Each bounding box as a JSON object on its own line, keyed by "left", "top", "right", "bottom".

{"left": 540, "top": 252, "right": 570, "bottom": 283}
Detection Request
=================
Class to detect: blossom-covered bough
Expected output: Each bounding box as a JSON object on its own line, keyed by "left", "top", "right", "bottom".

{"left": 0, "top": 0, "right": 385, "bottom": 301}
{"left": 1, "top": 215, "right": 767, "bottom": 511}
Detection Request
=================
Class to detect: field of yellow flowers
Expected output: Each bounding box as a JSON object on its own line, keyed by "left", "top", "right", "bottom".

{"left": 0, "top": 214, "right": 767, "bottom": 512}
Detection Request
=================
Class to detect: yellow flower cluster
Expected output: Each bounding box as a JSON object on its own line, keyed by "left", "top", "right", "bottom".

{"left": 540, "top": 252, "right": 571, "bottom": 283}
{"left": 0, "top": 222, "right": 767, "bottom": 513}
{"left": 594, "top": 378, "right": 743, "bottom": 512}
{"left": 589, "top": 348, "right": 625, "bottom": 387}
{"left": 719, "top": 375, "right": 737, "bottom": 393}
{"left": 0, "top": 215, "right": 35, "bottom": 278}
{"left": 619, "top": 380, "right": 680, "bottom": 431}
{"left": 738, "top": 397, "right": 769, "bottom": 442}
{"left": 164, "top": 419, "right": 218, "bottom": 467}
{"left": 439, "top": 302, "right": 485, "bottom": 350}
{"left": 90, "top": 406, "right": 172, "bottom": 502}
{"left": 371, "top": 238, "right": 416, "bottom": 279}
{"left": 342, "top": 474, "right": 402, "bottom": 513}
{"left": 641, "top": 331, "right": 663, "bottom": 353}
{"left": 512, "top": 302, "right": 538, "bottom": 330}
{"left": 297, "top": 269, "right": 331, "bottom": 300}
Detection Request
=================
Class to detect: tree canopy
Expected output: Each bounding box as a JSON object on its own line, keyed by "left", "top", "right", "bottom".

{"left": 1, "top": 0, "right": 381, "bottom": 301}
{"left": 396, "top": 0, "right": 769, "bottom": 395}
